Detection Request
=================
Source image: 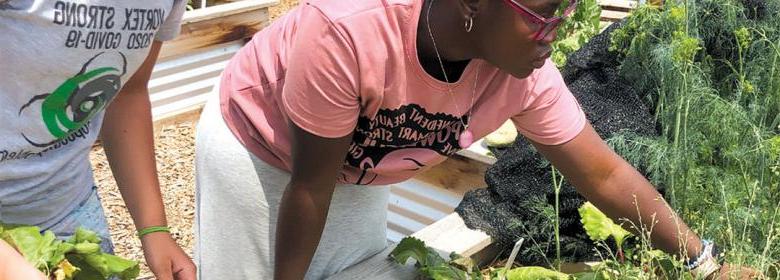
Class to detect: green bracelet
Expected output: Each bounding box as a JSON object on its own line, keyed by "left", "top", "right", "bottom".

{"left": 137, "top": 226, "right": 171, "bottom": 238}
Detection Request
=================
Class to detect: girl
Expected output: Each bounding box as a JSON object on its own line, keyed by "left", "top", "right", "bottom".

{"left": 195, "top": 0, "right": 755, "bottom": 279}
{"left": 0, "top": 1, "right": 196, "bottom": 279}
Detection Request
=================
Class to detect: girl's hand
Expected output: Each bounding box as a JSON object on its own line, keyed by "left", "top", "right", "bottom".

{"left": 0, "top": 240, "right": 47, "bottom": 280}
{"left": 140, "top": 232, "right": 196, "bottom": 280}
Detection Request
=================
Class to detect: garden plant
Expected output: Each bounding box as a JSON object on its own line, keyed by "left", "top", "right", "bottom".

{"left": 407, "top": 0, "right": 780, "bottom": 279}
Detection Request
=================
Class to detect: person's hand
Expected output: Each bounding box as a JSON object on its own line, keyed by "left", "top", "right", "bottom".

{"left": 706, "top": 263, "right": 763, "bottom": 280}
{"left": 0, "top": 240, "right": 47, "bottom": 280}
{"left": 140, "top": 232, "right": 196, "bottom": 280}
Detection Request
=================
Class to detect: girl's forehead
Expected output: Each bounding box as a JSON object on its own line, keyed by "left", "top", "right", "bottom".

{"left": 517, "top": 0, "right": 565, "bottom": 14}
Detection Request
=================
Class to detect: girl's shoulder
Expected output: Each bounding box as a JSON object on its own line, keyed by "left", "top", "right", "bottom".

{"left": 304, "top": 0, "right": 417, "bottom": 24}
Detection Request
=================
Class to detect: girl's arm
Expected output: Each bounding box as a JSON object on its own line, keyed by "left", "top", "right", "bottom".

{"left": 532, "top": 123, "right": 758, "bottom": 279}
{"left": 273, "top": 123, "right": 354, "bottom": 280}
{"left": 0, "top": 239, "right": 46, "bottom": 280}
{"left": 100, "top": 41, "right": 196, "bottom": 280}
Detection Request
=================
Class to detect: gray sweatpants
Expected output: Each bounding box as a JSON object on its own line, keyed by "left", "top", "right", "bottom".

{"left": 194, "top": 92, "right": 390, "bottom": 280}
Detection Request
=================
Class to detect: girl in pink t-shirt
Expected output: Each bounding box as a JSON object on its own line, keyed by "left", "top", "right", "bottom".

{"left": 194, "top": 0, "right": 748, "bottom": 279}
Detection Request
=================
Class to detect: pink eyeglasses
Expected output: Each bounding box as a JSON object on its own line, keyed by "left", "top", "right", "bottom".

{"left": 502, "top": 0, "right": 578, "bottom": 41}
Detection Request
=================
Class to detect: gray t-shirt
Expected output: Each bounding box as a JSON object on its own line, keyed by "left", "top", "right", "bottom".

{"left": 0, "top": 0, "right": 186, "bottom": 229}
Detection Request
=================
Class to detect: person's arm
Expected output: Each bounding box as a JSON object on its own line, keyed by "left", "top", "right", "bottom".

{"left": 100, "top": 41, "right": 196, "bottom": 280}
{"left": 0, "top": 239, "right": 46, "bottom": 280}
{"left": 273, "top": 123, "right": 354, "bottom": 280}
{"left": 532, "top": 122, "right": 758, "bottom": 279}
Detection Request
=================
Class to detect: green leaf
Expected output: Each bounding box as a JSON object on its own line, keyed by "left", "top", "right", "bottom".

{"left": 101, "top": 253, "right": 141, "bottom": 280}
{"left": 571, "top": 270, "right": 612, "bottom": 280}
{"left": 1, "top": 223, "right": 139, "bottom": 280}
{"left": 551, "top": 0, "right": 601, "bottom": 67}
{"left": 73, "top": 243, "right": 100, "bottom": 255}
{"left": 423, "top": 264, "right": 471, "bottom": 280}
{"left": 578, "top": 202, "right": 632, "bottom": 247}
{"left": 390, "top": 237, "right": 478, "bottom": 279}
{"left": 505, "top": 266, "right": 570, "bottom": 280}
{"left": 68, "top": 227, "right": 101, "bottom": 244}
{"left": 448, "top": 252, "right": 476, "bottom": 274}
{"left": 49, "top": 242, "right": 76, "bottom": 271}
{"left": 0, "top": 225, "right": 62, "bottom": 273}
{"left": 389, "top": 236, "right": 434, "bottom": 266}
{"left": 67, "top": 253, "right": 140, "bottom": 280}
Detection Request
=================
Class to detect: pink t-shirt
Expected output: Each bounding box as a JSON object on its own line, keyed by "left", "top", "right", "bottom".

{"left": 220, "top": 0, "right": 586, "bottom": 185}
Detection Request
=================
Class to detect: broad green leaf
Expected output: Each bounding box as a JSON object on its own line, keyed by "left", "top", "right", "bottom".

{"left": 423, "top": 264, "right": 471, "bottom": 280}
{"left": 73, "top": 243, "right": 100, "bottom": 255}
{"left": 68, "top": 252, "right": 140, "bottom": 280}
{"left": 506, "top": 266, "right": 570, "bottom": 280}
{"left": 390, "top": 237, "right": 478, "bottom": 279}
{"left": 571, "top": 270, "right": 612, "bottom": 280}
{"left": 49, "top": 241, "right": 76, "bottom": 271}
{"left": 0, "top": 225, "right": 60, "bottom": 273}
{"left": 390, "top": 236, "right": 434, "bottom": 266}
{"left": 101, "top": 253, "right": 141, "bottom": 280}
{"left": 578, "top": 202, "right": 632, "bottom": 247}
{"left": 68, "top": 227, "right": 101, "bottom": 244}
{"left": 1, "top": 223, "right": 138, "bottom": 280}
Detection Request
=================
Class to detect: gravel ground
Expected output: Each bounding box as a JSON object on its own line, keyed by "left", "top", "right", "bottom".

{"left": 89, "top": 1, "right": 300, "bottom": 278}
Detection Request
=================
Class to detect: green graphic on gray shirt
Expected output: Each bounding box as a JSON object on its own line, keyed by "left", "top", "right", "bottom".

{"left": 18, "top": 52, "right": 127, "bottom": 147}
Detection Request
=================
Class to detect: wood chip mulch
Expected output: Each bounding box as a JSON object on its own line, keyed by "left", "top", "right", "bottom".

{"left": 269, "top": 0, "right": 299, "bottom": 21}
{"left": 90, "top": 120, "right": 198, "bottom": 278}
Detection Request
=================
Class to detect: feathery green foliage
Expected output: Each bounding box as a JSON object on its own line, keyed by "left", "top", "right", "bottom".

{"left": 607, "top": 0, "right": 780, "bottom": 274}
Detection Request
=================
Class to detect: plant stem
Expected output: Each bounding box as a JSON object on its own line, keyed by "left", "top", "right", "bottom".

{"left": 551, "top": 166, "right": 562, "bottom": 271}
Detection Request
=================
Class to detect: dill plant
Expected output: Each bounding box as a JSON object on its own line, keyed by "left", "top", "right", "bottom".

{"left": 607, "top": 0, "right": 780, "bottom": 275}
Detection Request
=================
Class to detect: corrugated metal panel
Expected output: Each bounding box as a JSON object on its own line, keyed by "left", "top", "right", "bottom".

{"left": 149, "top": 40, "right": 244, "bottom": 120}
{"left": 387, "top": 179, "right": 463, "bottom": 242}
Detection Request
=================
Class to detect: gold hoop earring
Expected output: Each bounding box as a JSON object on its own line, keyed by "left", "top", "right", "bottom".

{"left": 465, "top": 16, "right": 474, "bottom": 32}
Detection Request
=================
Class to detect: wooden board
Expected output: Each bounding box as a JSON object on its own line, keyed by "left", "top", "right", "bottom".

{"left": 325, "top": 244, "right": 419, "bottom": 280}
{"left": 411, "top": 212, "right": 494, "bottom": 260}
{"left": 598, "top": 0, "right": 636, "bottom": 22}
{"left": 598, "top": 0, "right": 637, "bottom": 12}
{"left": 328, "top": 213, "right": 494, "bottom": 280}
{"left": 328, "top": 212, "right": 595, "bottom": 279}
{"left": 601, "top": 9, "right": 631, "bottom": 22}
{"left": 413, "top": 154, "right": 490, "bottom": 197}
{"left": 159, "top": 0, "right": 277, "bottom": 59}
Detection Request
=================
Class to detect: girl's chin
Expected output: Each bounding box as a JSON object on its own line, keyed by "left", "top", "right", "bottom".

{"left": 508, "top": 67, "right": 535, "bottom": 79}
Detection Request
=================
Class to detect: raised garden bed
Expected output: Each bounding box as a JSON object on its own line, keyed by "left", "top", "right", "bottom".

{"left": 335, "top": 0, "right": 780, "bottom": 279}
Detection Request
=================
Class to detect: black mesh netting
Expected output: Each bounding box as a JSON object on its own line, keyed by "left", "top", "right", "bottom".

{"left": 455, "top": 22, "right": 662, "bottom": 265}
